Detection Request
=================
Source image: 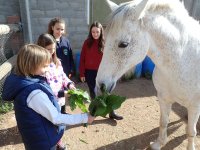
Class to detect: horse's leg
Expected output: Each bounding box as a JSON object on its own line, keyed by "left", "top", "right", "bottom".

{"left": 187, "top": 107, "right": 200, "bottom": 150}
{"left": 150, "top": 98, "right": 172, "bottom": 150}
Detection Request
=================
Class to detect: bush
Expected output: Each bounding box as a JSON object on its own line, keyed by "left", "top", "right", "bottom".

{"left": 0, "top": 97, "right": 14, "bottom": 114}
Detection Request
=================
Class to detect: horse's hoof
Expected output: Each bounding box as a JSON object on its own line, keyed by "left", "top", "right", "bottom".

{"left": 187, "top": 144, "right": 195, "bottom": 150}
{"left": 150, "top": 141, "right": 161, "bottom": 150}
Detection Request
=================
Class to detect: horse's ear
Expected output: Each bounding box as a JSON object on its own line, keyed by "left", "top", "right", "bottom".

{"left": 105, "top": 0, "right": 119, "bottom": 12}
{"left": 134, "top": 0, "right": 148, "bottom": 19}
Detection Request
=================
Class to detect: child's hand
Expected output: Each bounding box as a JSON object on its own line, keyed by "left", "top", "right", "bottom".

{"left": 80, "top": 77, "right": 85, "bottom": 82}
{"left": 69, "top": 84, "right": 76, "bottom": 90}
{"left": 87, "top": 114, "right": 95, "bottom": 124}
{"left": 68, "top": 74, "right": 72, "bottom": 78}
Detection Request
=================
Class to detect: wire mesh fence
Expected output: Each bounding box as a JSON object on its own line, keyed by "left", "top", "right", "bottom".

{"left": 0, "top": 24, "right": 21, "bottom": 109}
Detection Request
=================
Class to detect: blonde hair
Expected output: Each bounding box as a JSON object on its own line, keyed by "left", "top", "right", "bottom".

{"left": 15, "top": 44, "right": 51, "bottom": 76}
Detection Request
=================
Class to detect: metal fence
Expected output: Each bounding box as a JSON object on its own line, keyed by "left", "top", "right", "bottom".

{"left": 0, "top": 24, "right": 19, "bottom": 101}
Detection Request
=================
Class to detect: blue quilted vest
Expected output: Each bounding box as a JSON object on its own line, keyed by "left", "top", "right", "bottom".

{"left": 2, "top": 74, "right": 65, "bottom": 150}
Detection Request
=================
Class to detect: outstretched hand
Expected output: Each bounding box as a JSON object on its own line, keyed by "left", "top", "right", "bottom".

{"left": 69, "top": 83, "right": 76, "bottom": 90}
{"left": 80, "top": 77, "right": 85, "bottom": 82}
{"left": 87, "top": 114, "right": 95, "bottom": 124}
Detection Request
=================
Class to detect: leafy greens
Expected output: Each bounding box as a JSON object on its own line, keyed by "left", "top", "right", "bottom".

{"left": 89, "top": 93, "right": 126, "bottom": 117}
{"left": 67, "top": 89, "right": 90, "bottom": 113}
{"left": 67, "top": 88, "right": 126, "bottom": 117}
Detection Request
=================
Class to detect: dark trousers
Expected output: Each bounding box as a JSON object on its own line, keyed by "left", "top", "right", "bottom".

{"left": 85, "top": 69, "right": 97, "bottom": 99}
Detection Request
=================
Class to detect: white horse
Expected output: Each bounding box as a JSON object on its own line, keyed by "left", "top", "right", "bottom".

{"left": 96, "top": 0, "right": 200, "bottom": 149}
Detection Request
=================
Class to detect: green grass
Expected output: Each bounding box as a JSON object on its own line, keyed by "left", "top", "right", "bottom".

{"left": 0, "top": 97, "right": 14, "bottom": 114}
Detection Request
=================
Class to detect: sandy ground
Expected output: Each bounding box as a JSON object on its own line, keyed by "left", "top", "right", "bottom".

{"left": 0, "top": 78, "right": 200, "bottom": 150}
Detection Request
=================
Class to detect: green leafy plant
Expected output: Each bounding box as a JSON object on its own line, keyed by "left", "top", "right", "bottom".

{"left": 0, "top": 101, "right": 14, "bottom": 114}
{"left": 67, "top": 89, "right": 90, "bottom": 113}
{"left": 68, "top": 88, "right": 126, "bottom": 117}
{"left": 89, "top": 93, "right": 126, "bottom": 117}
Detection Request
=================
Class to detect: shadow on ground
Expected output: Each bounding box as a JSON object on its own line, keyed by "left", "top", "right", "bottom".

{"left": 67, "top": 118, "right": 118, "bottom": 130}
{"left": 0, "top": 126, "right": 22, "bottom": 147}
{"left": 96, "top": 119, "right": 186, "bottom": 150}
{"left": 1, "top": 78, "right": 199, "bottom": 149}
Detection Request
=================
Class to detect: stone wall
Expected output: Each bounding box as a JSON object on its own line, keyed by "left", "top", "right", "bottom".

{"left": 28, "top": 0, "right": 89, "bottom": 53}
{"left": 0, "top": 0, "right": 88, "bottom": 53}
{"left": 0, "top": 0, "right": 200, "bottom": 53}
{"left": 0, "top": 0, "right": 20, "bottom": 23}
{"left": 0, "top": 0, "right": 23, "bottom": 57}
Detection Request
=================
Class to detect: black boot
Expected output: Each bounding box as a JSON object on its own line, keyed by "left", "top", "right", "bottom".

{"left": 109, "top": 110, "right": 123, "bottom": 120}
{"left": 89, "top": 89, "right": 96, "bottom": 100}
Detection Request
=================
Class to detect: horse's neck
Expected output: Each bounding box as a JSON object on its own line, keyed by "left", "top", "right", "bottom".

{"left": 145, "top": 16, "right": 180, "bottom": 67}
{"left": 144, "top": 13, "right": 200, "bottom": 70}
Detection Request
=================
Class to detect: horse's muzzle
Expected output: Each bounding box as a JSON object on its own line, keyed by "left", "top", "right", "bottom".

{"left": 96, "top": 82, "right": 116, "bottom": 95}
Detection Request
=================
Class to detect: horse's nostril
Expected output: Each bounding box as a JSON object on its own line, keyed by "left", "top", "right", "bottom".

{"left": 100, "top": 83, "right": 106, "bottom": 93}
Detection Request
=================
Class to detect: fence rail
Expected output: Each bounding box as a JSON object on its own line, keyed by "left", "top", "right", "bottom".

{"left": 0, "top": 24, "right": 19, "bottom": 101}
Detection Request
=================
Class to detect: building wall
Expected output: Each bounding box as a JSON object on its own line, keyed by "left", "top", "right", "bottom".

{"left": 28, "top": 0, "right": 89, "bottom": 53}
{"left": 0, "top": 0, "right": 20, "bottom": 23}
{"left": 91, "top": 0, "right": 130, "bottom": 25}
{"left": 192, "top": 0, "right": 200, "bottom": 20}
{"left": 0, "top": 0, "right": 89, "bottom": 55}
{"left": 182, "top": 0, "right": 200, "bottom": 20}
{"left": 0, "top": 0, "right": 23, "bottom": 57}
{"left": 92, "top": 0, "right": 200, "bottom": 24}
{"left": 0, "top": 0, "right": 200, "bottom": 53}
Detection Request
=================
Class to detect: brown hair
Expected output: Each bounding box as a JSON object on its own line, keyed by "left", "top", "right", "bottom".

{"left": 87, "top": 21, "right": 105, "bottom": 53}
{"left": 37, "top": 33, "right": 60, "bottom": 68}
{"left": 47, "top": 17, "right": 66, "bottom": 36}
{"left": 15, "top": 44, "right": 51, "bottom": 76}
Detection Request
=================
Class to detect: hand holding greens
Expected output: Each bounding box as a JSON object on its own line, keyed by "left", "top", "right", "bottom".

{"left": 67, "top": 89, "right": 90, "bottom": 113}
{"left": 89, "top": 93, "right": 126, "bottom": 117}
{"left": 67, "top": 89, "right": 126, "bottom": 117}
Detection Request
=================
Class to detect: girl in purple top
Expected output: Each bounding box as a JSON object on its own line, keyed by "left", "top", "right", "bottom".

{"left": 37, "top": 33, "right": 76, "bottom": 150}
{"left": 37, "top": 33, "right": 75, "bottom": 112}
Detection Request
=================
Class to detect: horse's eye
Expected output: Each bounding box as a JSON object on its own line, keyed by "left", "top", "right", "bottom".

{"left": 118, "top": 42, "right": 129, "bottom": 48}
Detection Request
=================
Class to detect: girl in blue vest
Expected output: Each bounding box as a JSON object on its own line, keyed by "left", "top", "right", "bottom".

{"left": 2, "top": 44, "right": 95, "bottom": 150}
{"left": 47, "top": 17, "right": 75, "bottom": 78}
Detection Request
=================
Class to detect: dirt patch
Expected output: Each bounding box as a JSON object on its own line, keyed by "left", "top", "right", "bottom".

{"left": 0, "top": 78, "right": 200, "bottom": 150}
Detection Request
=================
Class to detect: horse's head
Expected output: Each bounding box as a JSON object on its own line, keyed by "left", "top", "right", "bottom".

{"left": 96, "top": 0, "right": 150, "bottom": 93}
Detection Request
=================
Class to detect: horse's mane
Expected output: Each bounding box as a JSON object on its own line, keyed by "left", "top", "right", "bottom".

{"left": 105, "top": 2, "right": 131, "bottom": 35}
{"left": 105, "top": 0, "right": 191, "bottom": 35}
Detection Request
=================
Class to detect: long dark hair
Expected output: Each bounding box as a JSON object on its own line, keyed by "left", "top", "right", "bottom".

{"left": 47, "top": 17, "right": 66, "bottom": 36}
{"left": 37, "top": 33, "right": 60, "bottom": 68}
{"left": 87, "top": 21, "right": 105, "bottom": 53}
